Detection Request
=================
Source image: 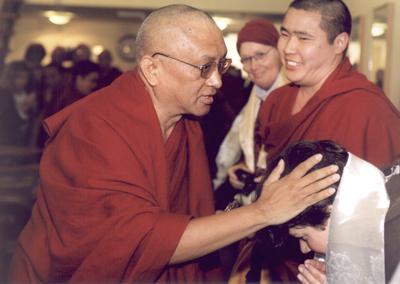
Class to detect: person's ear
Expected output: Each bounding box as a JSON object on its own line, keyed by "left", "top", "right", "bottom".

{"left": 333, "top": 32, "right": 349, "bottom": 55}
{"left": 138, "top": 55, "right": 159, "bottom": 86}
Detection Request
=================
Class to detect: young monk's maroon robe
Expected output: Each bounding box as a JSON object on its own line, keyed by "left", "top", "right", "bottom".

{"left": 9, "top": 70, "right": 222, "bottom": 283}
{"left": 258, "top": 57, "right": 400, "bottom": 168}
{"left": 227, "top": 58, "right": 400, "bottom": 284}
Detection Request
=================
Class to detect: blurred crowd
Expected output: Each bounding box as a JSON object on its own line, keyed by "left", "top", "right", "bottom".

{"left": 0, "top": 41, "right": 253, "bottom": 175}
{"left": 0, "top": 41, "right": 252, "bottom": 157}
{"left": 0, "top": 43, "right": 122, "bottom": 148}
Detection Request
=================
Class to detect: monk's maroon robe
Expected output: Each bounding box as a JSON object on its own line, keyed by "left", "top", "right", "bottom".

{"left": 258, "top": 58, "right": 400, "bottom": 168}
{"left": 9, "top": 70, "right": 222, "bottom": 283}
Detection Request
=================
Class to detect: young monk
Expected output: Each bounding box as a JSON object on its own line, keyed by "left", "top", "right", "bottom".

{"left": 258, "top": 0, "right": 400, "bottom": 168}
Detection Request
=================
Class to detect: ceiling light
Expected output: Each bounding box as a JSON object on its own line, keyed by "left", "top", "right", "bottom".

{"left": 44, "top": 11, "right": 74, "bottom": 25}
{"left": 371, "top": 22, "right": 387, "bottom": 37}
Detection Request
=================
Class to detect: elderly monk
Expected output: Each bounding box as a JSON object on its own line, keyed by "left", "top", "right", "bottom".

{"left": 9, "top": 5, "right": 339, "bottom": 283}
{"left": 258, "top": 0, "right": 400, "bottom": 169}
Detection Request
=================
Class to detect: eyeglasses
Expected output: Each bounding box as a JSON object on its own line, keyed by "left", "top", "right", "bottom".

{"left": 240, "top": 50, "right": 272, "bottom": 66}
{"left": 152, "top": 52, "right": 232, "bottom": 79}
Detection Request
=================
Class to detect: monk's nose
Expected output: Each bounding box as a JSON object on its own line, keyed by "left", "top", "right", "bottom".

{"left": 206, "top": 67, "right": 222, "bottom": 89}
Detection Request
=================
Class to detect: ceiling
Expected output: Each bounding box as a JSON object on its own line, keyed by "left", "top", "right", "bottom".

{"left": 21, "top": 0, "right": 286, "bottom": 33}
{"left": 24, "top": 0, "right": 292, "bottom": 14}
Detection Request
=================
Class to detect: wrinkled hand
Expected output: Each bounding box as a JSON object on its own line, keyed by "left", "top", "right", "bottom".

{"left": 298, "top": 259, "right": 326, "bottom": 284}
{"left": 254, "top": 154, "right": 339, "bottom": 226}
{"left": 227, "top": 162, "right": 250, "bottom": 190}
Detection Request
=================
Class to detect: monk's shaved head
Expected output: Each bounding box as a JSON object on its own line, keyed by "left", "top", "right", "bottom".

{"left": 135, "top": 4, "right": 220, "bottom": 61}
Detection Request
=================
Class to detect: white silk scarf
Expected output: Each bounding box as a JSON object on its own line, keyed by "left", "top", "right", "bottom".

{"left": 326, "top": 153, "right": 390, "bottom": 283}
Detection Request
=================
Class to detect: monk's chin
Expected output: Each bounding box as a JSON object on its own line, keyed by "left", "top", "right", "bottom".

{"left": 194, "top": 105, "right": 212, "bottom": 117}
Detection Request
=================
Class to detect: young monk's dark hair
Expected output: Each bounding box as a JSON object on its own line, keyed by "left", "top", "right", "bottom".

{"left": 246, "top": 140, "right": 348, "bottom": 282}
{"left": 267, "top": 140, "right": 348, "bottom": 230}
{"left": 257, "top": 140, "right": 348, "bottom": 244}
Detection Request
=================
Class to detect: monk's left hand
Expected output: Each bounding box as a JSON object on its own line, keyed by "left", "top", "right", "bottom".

{"left": 297, "top": 259, "right": 326, "bottom": 284}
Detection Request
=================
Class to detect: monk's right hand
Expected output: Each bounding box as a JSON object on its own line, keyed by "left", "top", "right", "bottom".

{"left": 253, "top": 154, "right": 340, "bottom": 226}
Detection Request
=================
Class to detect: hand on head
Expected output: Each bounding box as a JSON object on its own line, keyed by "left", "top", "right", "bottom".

{"left": 253, "top": 153, "right": 339, "bottom": 226}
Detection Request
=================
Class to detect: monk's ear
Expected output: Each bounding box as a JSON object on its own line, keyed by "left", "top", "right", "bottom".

{"left": 333, "top": 32, "right": 349, "bottom": 55}
{"left": 138, "top": 55, "right": 159, "bottom": 86}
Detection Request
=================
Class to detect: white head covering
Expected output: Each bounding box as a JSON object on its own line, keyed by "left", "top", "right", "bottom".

{"left": 326, "top": 153, "right": 390, "bottom": 283}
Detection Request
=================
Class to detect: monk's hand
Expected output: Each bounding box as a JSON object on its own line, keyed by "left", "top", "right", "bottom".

{"left": 228, "top": 162, "right": 250, "bottom": 190}
{"left": 253, "top": 153, "right": 339, "bottom": 226}
{"left": 297, "top": 259, "right": 327, "bottom": 284}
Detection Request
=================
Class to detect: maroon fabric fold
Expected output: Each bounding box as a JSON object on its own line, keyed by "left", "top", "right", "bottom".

{"left": 258, "top": 58, "right": 400, "bottom": 168}
{"left": 9, "top": 70, "right": 222, "bottom": 283}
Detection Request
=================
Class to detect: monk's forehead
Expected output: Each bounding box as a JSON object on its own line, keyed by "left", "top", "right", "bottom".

{"left": 149, "top": 14, "right": 219, "bottom": 50}
{"left": 156, "top": 10, "right": 211, "bottom": 26}
{"left": 155, "top": 13, "right": 215, "bottom": 36}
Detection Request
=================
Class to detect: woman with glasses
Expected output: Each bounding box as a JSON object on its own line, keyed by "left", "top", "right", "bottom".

{"left": 214, "top": 19, "right": 285, "bottom": 209}
{"left": 212, "top": 18, "right": 287, "bottom": 280}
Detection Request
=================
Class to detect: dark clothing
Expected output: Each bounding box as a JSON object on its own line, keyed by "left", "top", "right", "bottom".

{"left": 0, "top": 88, "right": 34, "bottom": 146}
{"left": 97, "top": 67, "right": 122, "bottom": 90}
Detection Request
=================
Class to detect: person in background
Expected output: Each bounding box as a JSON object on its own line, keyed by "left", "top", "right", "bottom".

{"left": 24, "top": 43, "right": 46, "bottom": 67}
{"left": 214, "top": 18, "right": 285, "bottom": 209}
{"left": 55, "top": 60, "right": 99, "bottom": 111}
{"left": 0, "top": 61, "right": 38, "bottom": 146}
{"left": 23, "top": 43, "right": 46, "bottom": 99}
{"left": 211, "top": 19, "right": 285, "bottom": 279}
{"left": 39, "top": 63, "right": 65, "bottom": 117}
{"left": 258, "top": 0, "right": 400, "bottom": 169}
{"left": 35, "top": 63, "right": 66, "bottom": 147}
{"left": 72, "top": 43, "right": 92, "bottom": 63}
{"left": 200, "top": 66, "right": 250, "bottom": 178}
{"left": 49, "top": 46, "right": 68, "bottom": 70}
{"left": 9, "top": 5, "right": 339, "bottom": 283}
{"left": 96, "top": 49, "right": 122, "bottom": 90}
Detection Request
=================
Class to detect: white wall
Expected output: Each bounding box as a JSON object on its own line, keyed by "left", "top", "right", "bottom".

{"left": 347, "top": 0, "right": 400, "bottom": 108}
